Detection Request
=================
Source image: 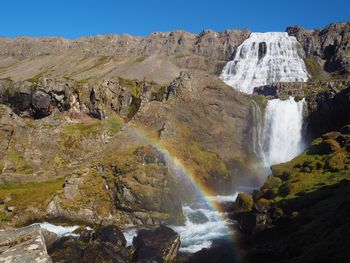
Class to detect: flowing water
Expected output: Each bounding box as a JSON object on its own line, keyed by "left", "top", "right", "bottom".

{"left": 124, "top": 194, "right": 237, "bottom": 253}
{"left": 220, "top": 32, "right": 309, "bottom": 94}
{"left": 221, "top": 32, "right": 309, "bottom": 167}
{"left": 258, "top": 97, "right": 305, "bottom": 167}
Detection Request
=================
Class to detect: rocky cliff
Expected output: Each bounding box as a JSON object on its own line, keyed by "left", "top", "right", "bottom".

{"left": 0, "top": 69, "right": 255, "bottom": 227}
{"left": 287, "top": 22, "right": 350, "bottom": 80}
{"left": 0, "top": 29, "right": 250, "bottom": 83}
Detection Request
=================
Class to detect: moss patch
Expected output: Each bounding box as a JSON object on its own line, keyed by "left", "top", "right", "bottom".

{"left": 260, "top": 130, "right": 350, "bottom": 202}
{"left": 304, "top": 58, "right": 324, "bottom": 81}
{"left": 0, "top": 179, "right": 64, "bottom": 222}
{"left": 163, "top": 123, "right": 232, "bottom": 192}
{"left": 8, "top": 147, "right": 33, "bottom": 174}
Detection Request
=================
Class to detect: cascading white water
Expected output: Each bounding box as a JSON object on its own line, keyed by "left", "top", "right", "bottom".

{"left": 259, "top": 97, "right": 305, "bottom": 167}
{"left": 220, "top": 32, "right": 309, "bottom": 167}
{"left": 220, "top": 32, "right": 309, "bottom": 94}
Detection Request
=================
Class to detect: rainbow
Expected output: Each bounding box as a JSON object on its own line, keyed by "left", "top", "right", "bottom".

{"left": 125, "top": 124, "right": 243, "bottom": 260}
{"left": 125, "top": 124, "right": 232, "bottom": 224}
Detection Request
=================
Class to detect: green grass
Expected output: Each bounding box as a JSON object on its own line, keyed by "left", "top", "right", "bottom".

{"left": 0, "top": 179, "right": 65, "bottom": 220}
{"left": 8, "top": 148, "right": 33, "bottom": 174}
{"left": 0, "top": 160, "right": 3, "bottom": 175}
{"left": 304, "top": 58, "right": 325, "bottom": 81}
{"left": 27, "top": 73, "right": 44, "bottom": 83}
{"left": 163, "top": 123, "right": 232, "bottom": 190}
{"left": 62, "top": 115, "right": 123, "bottom": 137}
{"left": 262, "top": 135, "right": 350, "bottom": 201}
{"left": 151, "top": 85, "right": 166, "bottom": 101}
{"left": 251, "top": 94, "right": 268, "bottom": 109}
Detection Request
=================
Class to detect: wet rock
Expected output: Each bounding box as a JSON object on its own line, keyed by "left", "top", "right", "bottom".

{"left": 236, "top": 212, "right": 271, "bottom": 234}
{"left": 94, "top": 225, "right": 127, "bottom": 247}
{"left": 181, "top": 239, "right": 239, "bottom": 263}
{"left": 132, "top": 225, "right": 180, "bottom": 262}
{"left": 187, "top": 210, "right": 209, "bottom": 224}
{"left": 0, "top": 224, "right": 52, "bottom": 262}
{"left": 234, "top": 192, "right": 253, "bottom": 213}
{"left": 49, "top": 236, "right": 84, "bottom": 262}
{"left": 41, "top": 228, "right": 59, "bottom": 248}
{"left": 49, "top": 225, "right": 130, "bottom": 263}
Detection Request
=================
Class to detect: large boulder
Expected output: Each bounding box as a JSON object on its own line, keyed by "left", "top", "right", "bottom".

{"left": 49, "top": 225, "right": 130, "bottom": 263}
{"left": 132, "top": 225, "right": 180, "bottom": 262}
{"left": 0, "top": 224, "right": 52, "bottom": 262}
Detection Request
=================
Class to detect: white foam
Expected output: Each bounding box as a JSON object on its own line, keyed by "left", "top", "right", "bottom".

{"left": 123, "top": 194, "right": 236, "bottom": 254}
{"left": 207, "top": 193, "right": 238, "bottom": 203}
{"left": 39, "top": 222, "right": 80, "bottom": 237}
{"left": 259, "top": 97, "right": 305, "bottom": 166}
{"left": 124, "top": 228, "right": 138, "bottom": 247}
{"left": 220, "top": 32, "right": 309, "bottom": 94}
{"left": 172, "top": 205, "right": 231, "bottom": 253}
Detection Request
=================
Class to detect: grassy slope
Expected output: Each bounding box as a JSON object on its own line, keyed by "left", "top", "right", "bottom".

{"left": 242, "top": 126, "right": 350, "bottom": 262}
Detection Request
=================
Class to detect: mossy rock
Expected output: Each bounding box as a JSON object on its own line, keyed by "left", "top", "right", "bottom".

{"left": 281, "top": 182, "right": 304, "bottom": 196}
{"left": 263, "top": 176, "right": 283, "bottom": 189}
{"left": 255, "top": 198, "right": 272, "bottom": 212}
{"left": 313, "top": 139, "right": 341, "bottom": 155}
{"left": 340, "top": 125, "right": 350, "bottom": 135}
{"left": 326, "top": 151, "right": 347, "bottom": 172}
{"left": 8, "top": 147, "right": 33, "bottom": 174}
{"left": 235, "top": 192, "right": 253, "bottom": 213}
{"left": 322, "top": 131, "right": 341, "bottom": 140}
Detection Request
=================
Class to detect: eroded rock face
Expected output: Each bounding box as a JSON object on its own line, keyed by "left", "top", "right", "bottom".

{"left": 0, "top": 78, "right": 137, "bottom": 120}
{"left": 306, "top": 85, "right": 350, "bottom": 139}
{"left": 45, "top": 145, "right": 184, "bottom": 226}
{"left": 132, "top": 225, "right": 180, "bottom": 263}
{"left": 0, "top": 224, "right": 52, "bottom": 263}
{"left": 287, "top": 22, "right": 350, "bottom": 79}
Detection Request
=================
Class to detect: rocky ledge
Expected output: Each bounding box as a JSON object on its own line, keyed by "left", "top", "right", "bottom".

{"left": 1, "top": 224, "right": 182, "bottom": 263}
{"left": 0, "top": 224, "right": 51, "bottom": 263}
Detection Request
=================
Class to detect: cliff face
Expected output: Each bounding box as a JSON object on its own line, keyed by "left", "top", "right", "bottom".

{"left": 0, "top": 29, "right": 250, "bottom": 83}
{"left": 287, "top": 22, "right": 350, "bottom": 80}
{"left": 0, "top": 70, "right": 254, "bottom": 227}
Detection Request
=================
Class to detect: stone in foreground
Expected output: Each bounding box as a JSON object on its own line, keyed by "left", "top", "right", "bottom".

{"left": 0, "top": 224, "right": 51, "bottom": 263}
{"left": 132, "top": 225, "right": 180, "bottom": 263}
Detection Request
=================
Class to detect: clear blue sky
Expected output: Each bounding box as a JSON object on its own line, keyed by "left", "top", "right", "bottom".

{"left": 1, "top": 0, "right": 349, "bottom": 39}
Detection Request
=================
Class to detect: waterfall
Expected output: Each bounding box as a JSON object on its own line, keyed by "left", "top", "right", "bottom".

{"left": 260, "top": 97, "right": 305, "bottom": 167}
{"left": 220, "top": 32, "right": 309, "bottom": 94}
{"left": 220, "top": 32, "right": 309, "bottom": 167}
{"left": 250, "top": 99, "right": 264, "bottom": 159}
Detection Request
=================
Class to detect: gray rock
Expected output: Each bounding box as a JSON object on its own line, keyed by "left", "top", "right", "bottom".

{"left": 132, "top": 225, "right": 180, "bottom": 263}
{"left": 0, "top": 224, "right": 52, "bottom": 262}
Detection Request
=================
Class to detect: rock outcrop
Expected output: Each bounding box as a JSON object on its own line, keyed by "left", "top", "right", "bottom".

{"left": 253, "top": 80, "right": 350, "bottom": 99}
{"left": 0, "top": 77, "right": 165, "bottom": 120}
{"left": 0, "top": 224, "right": 52, "bottom": 262}
{"left": 132, "top": 225, "right": 180, "bottom": 263}
{"left": 287, "top": 22, "right": 350, "bottom": 80}
{"left": 0, "top": 29, "right": 250, "bottom": 83}
{"left": 306, "top": 85, "right": 350, "bottom": 139}
{"left": 0, "top": 70, "right": 254, "bottom": 227}
{"left": 49, "top": 225, "right": 130, "bottom": 263}
{"left": 233, "top": 126, "right": 350, "bottom": 262}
